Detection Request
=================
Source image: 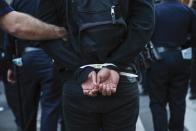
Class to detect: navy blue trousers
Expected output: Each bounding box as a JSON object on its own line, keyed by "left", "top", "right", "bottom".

{"left": 19, "top": 50, "right": 62, "bottom": 131}
{"left": 147, "top": 50, "right": 190, "bottom": 131}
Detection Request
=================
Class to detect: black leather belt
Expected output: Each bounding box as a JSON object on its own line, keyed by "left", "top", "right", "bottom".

{"left": 156, "top": 47, "right": 181, "bottom": 53}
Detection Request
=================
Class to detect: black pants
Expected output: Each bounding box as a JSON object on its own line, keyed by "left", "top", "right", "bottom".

{"left": 62, "top": 73, "right": 139, "bottom": 131}
{"left": 19, "top": 50, "right": 62, "bottom": 131}
{"left": 147, "top": 50, "right": 190, "bottom": 131}
{"left": 190, "top": 47, "right": 196, "bottom": 94}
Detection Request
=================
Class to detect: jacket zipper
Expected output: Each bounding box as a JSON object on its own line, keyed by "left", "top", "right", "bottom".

{"left": 111, "top": 5, "right": 116, "bottom": 24}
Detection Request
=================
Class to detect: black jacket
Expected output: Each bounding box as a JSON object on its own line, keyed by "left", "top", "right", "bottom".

{"left": 38, "top": 0, "right": 154, "bottom": 72}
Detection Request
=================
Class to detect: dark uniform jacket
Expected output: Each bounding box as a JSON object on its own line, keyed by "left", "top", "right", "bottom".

{"left": 152, "top": 0, "right": 196, "bottom": 48}
{"left": 38, "top": 0, "right": 154, "bottom": 73}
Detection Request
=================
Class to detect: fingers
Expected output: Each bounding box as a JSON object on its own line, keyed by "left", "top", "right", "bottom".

{"left": 82, "top": 69, "right": 119, "bottom": 97}
{"left": 82, "top": 71, "right": 99, "bottom": 97}
{"left": 99, "top": 83, "right": 103, "bottom": 93}
{"left": 89, "top": 88, "right": 98, "bottom": 97}
{"left": 82, "top": 82, "right": 93, "bottom": 90}
{"left": 106, "top": 84, "right": 112, "bottom": 96}
{"left": 83, "top": 83, "right": 117, "bottom": 97}
{"left": 82, "top": 79, "right": 94, "bottom": 96}
{"left": 83, "top": 89, "right": 98, "bottom": 97}
{"left": 83, "top": 89, "right": 90, "bottom": 96}
{"left": 101, "top": 83, "right": 114, "bottom": 96}
{"left": 91, "top": 71, "right": 97, "bottom": 86}
{"left": 7, "top": 69, "right": 16, "bottom": 84}
{"left": 102, "top": 84, "right": 107, "bottom": 96}
{"left": 110, "top": 83, "right": 117, "bottom": 94}
{"left": 97, "top": 75, "right": 101, "bottom": 85}
{"left": 82, "top": 86, "right": 98, "bottom": 97}
{"left": 82, "top": 84, "right": 98, "bottom": 97}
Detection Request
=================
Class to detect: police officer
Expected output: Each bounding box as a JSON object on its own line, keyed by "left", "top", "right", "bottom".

{"left": 6, "top": 0, "right": 63, "bottom": 131}
{"left": 147, "top": 0, "right": 196, "bottom": 131}
{"left": 38, "top": 0, "right": 154, "bottom": 130}
{"left": 0, "top": 0, "right": 65, "bottom": 40}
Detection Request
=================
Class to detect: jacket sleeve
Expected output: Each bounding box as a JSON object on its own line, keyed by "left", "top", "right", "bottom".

{"left": 106, "top": 0, "right": 154, "bottom": 68}
{"left": 38, "top": 0, "right": 84, "bottom": 70}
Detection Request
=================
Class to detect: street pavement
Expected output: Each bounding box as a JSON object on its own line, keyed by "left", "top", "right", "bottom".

{"left": 0, "top": 83, "right": 195, "bottom": 131}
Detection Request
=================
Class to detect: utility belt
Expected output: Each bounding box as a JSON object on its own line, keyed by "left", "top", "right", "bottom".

{"left": 133, "top": 44, "right": 192, "bottom": 72}
{"left": 152, "top": 46, "right": 192, "bottom": 61}
{"left": 156, "top": 46, "right": 182, "bottom": 53}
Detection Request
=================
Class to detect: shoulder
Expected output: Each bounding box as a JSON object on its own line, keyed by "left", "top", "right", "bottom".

{"left": 180, "top": 4, "right": 196, "bottom": 17}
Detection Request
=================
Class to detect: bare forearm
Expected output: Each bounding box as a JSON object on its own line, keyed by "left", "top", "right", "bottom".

{"left": 0, "top": 11, "right": 66, "bottom": 40}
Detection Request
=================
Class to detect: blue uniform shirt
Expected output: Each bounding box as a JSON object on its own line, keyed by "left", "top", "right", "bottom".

{"left": 152, "top": 0, "right": 196, "bottom": 47}
{"left": 0, "top": 0, "right": 13, "bottom": 17}
{"left": 11, "top": 0, "right": 40, "bottom": 51}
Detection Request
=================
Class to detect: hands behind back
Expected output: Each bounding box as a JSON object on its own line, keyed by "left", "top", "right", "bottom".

{"left": 82, "top": 68, "right": 119, "bottom": 97}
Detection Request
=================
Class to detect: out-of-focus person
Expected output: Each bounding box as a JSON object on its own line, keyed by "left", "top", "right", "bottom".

{"left": 5, "top": 0, "right": 64, "bottom": 130}
{"left": 147, "top": 0, "right": 196, "bottom": 131}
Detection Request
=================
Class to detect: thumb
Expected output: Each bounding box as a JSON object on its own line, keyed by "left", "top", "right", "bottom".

{"left": 91, "top": 71, "right": 97, "bottom": 85}
{"left": 97, "top": 74, "right": 100, "bottom": 85}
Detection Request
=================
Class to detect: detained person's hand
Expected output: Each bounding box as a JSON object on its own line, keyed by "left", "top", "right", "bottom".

{"left": 82, "top": 71, "right": 99, "bottom": 97}
{"left": 97, "top": 68, "right": 119, "bottom": 96}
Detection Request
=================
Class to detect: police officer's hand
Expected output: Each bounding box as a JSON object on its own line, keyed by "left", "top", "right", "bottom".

{"left": 97, "top": 68, "right": 119, "bottom": 96}
{"left": 82, "top": 71, "right": 99, "bottom": 97}
{"left": 7, "top": 69, "right": 16, "bottom": 84}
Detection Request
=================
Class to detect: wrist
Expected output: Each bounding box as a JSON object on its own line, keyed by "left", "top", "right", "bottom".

{"left": 102, "top": 64, "right": 119, "bottom": 73}
{"left": 75, "top": 66, "right": 95, "bottom": 84}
